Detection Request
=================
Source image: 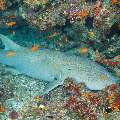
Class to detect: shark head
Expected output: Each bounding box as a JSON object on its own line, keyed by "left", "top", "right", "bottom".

{"left": 0, "top": 34, "right": 25, "bottom": 66}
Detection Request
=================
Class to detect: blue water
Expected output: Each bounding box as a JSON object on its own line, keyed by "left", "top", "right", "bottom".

{"left": 0, "top": 22, "right": 40, "bottom": 46}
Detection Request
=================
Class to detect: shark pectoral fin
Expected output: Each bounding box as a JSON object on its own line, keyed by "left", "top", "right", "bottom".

{"left": 42, "top": 79, "right": 64, "bottom": 95}
{"left": 6, "top": 67, "right": 21, "bottom": 75}
{"left": 0, "top": 34, "right": 23, "bottom": 51}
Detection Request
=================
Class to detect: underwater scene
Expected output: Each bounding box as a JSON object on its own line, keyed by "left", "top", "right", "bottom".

{"left": 0, "top": 0, "right": 120, "bottom": 120}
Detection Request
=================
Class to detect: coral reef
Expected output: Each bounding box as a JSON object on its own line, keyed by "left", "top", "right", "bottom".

{"left": 63, "top": 78, "right": 120, "bottom": 120}
{"left": 2, "top": 77, "right": 118, "bottom": 120}
{"left": 19, "top": 0, "right": 120, "bottom": 59}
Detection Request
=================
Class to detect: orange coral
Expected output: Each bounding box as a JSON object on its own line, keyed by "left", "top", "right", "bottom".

{"left": 111, "top": 95, "right": 120, "bottom": 111}
{"left": 6, "top": 21, "right": 17, "bottom": 27}
{"left": 76, "top": 9, "right": 89, "bottom": 19}
{"left": 31, "top": 45, "right": 40, "bottom": 52}
{"left": 111, "top": 0, "right": 119, "bottom": 5}
{"left": 0, "top": 0, "right": 5, "bottom": 10}
{"left": 0, "top": 104, "right": 5, "bottom": 113}
{"left": 69, "top": 9, "right": 89, "bottom": 21}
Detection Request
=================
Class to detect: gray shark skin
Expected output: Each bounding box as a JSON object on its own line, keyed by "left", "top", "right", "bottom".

{"left": 0, "top": 34, "right": 119, "bottom": 94}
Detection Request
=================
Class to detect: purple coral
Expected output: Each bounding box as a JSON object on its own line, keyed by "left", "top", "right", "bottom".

{"left": 9, "top": 111, "right": 19, "bottom": 120}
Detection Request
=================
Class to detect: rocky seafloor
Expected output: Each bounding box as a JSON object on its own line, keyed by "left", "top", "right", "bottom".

{"left": 1, "top": 62, "right": 120, "bottom": 120}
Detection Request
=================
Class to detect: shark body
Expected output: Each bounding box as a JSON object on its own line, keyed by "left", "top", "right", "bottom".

{"left": 0, "top": 34, "right": 119, "bottom": 94}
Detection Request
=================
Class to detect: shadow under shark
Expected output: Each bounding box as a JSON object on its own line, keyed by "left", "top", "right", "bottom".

{"left": 0, "top": 34, "right": 119, "bottom": 95}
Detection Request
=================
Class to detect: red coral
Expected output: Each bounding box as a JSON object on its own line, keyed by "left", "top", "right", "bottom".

{"left": 66, "top": 95, "right": 97, "bottom": 120}
{"left": 66, "top": 82, "right": 81, "bottom": 96}
{"left": 74, "top": 101, "right": 89, "bottom": 113}
{"left": 97, "top": 59, "right": 120, "bottom": 68}
{"left": 109, "top": 84, "right": 117, "bottom": 91}
{"left": 74, "top": 101, "right": 97, "bottom": 120}
{"left": 65, "top": 96, "right": 77, "bottom": 109}
{"left": 88, "top": 112, "right": 97, "bottom": 120}
{"left": 89, "top": 96, "right": 101, "bottom": 105}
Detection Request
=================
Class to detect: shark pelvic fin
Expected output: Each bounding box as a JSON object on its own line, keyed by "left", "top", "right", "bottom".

{"left": 0, "top": 34, "right": 21, "bottom": 51}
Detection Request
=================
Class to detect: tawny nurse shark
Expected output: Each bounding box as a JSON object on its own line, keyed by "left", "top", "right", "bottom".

{"left": 0, "top": 34, "right": 119, "bottom": 94}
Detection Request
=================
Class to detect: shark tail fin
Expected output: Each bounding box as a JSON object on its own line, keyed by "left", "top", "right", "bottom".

{"left": 0, "top": 34, "right": 21, "bottom": 51}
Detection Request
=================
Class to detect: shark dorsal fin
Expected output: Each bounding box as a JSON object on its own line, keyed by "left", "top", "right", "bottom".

{"left": 0, "top": 34, "right": 21, "bottom": 51}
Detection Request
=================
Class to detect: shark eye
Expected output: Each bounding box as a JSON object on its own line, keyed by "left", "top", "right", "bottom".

{"left": 54, "top": 77, "right": 58, "bottom": 80}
